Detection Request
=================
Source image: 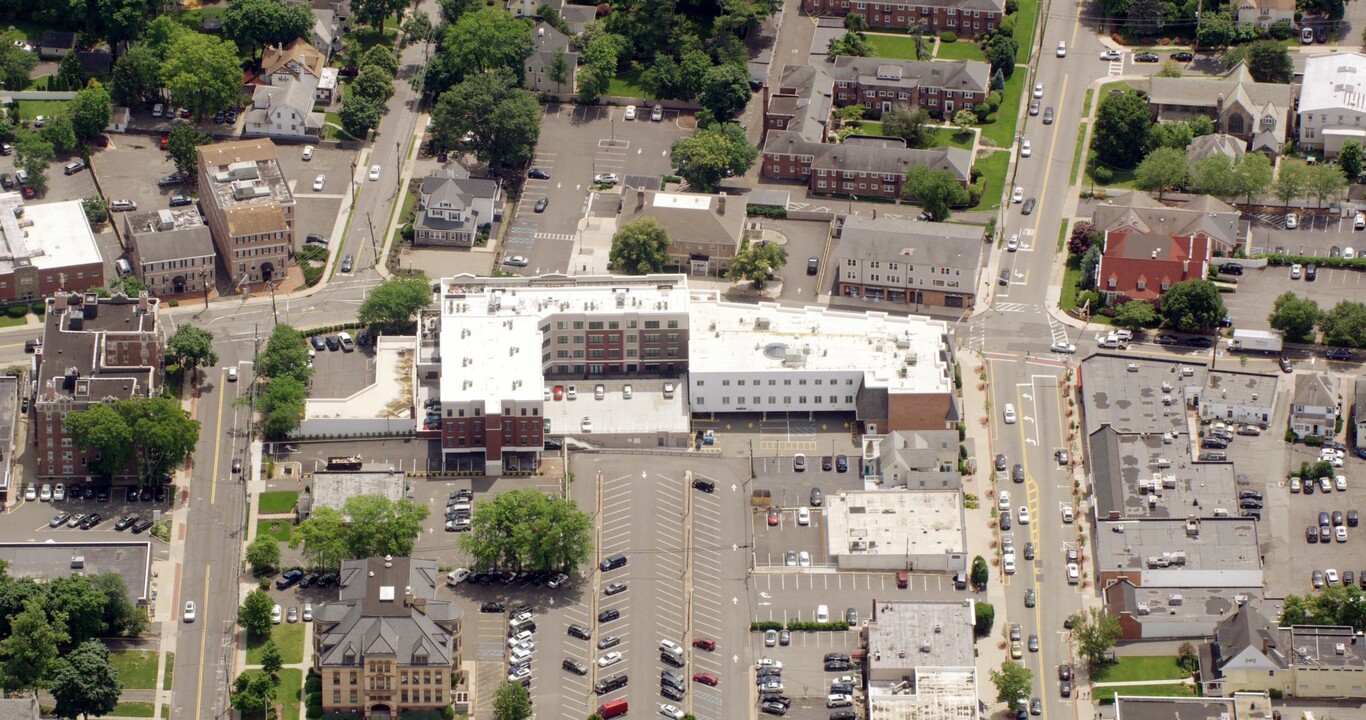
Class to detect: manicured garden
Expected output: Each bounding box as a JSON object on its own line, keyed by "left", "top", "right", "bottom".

{"left": 257, "top": 491, "right": 298, "bottom": 514}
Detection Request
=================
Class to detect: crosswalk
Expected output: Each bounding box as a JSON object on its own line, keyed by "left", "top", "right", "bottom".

{"left": 993, "top": 302, "right": 1039, "bottom": 313}
{"left": 1107, "top": 59, "right": 1123, "bottom": 76}
{"left": 1048, "top": 314, "right": 1071, "bottom": 346}
{"left": 535, "top": 231, "right": 576, "bottom": 241}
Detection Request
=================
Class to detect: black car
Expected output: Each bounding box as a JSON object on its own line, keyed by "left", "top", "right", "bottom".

{"left": 1202, "top": 437, "right": 1228, "bottom": 449}
{"left": 995, "top": 454, "right": 1008, "bottom": 471}
{"left": 276, "top": 569, "right": 304, "bottom": 589}
{"left": 1058, "top": 664, "right": 1072, "bottom": 681}
{"left": 324, "top": 335, "right": 340, "bottom": 351}
{"left": 830, "top": 712, "right": 856, "bottom": 720}
{"left": 131, "top": 518, "right": 154, "bottom": 534}
{"left": 598, "top": 608, "right": 620, "bottom": 622}
{"left": 1239, "top": 499, "right": 1263, "bottom": 510}
{"left": 315, "top": 574, "right": 337, "bottom": 587}
{"left": 835, "top": 455, "right": 848, "bottom": 472}
{"left": 1012, "top": 464, "right": 1025, "bottom": 483}
{"left": 595, "top": 673, "right": 628, "bottom": 694}
{"left": 480, "top": 601, "right": 505, "bottom": 613}
{"left": 1316, "top": 26, "right": 1327, "bottom": 43}
{"left": 1060, "top": 678, "right": 1072, "bottom": 697}
{"left": 1326, "top": 347, "right": 1352, "bottom": 361}
{"left": 1022, "top": 198, "right": 1036, "bottom": 215}
{"left": 1349, "top": 510, "right": 1359, "bottom": 527}
{"left": 1000, "top": 514, "right": 1011, "bottom": 531}
{"left": 1025, "top": 589, "right": 1036, "bottom": 607}
{"left": 529, "top": 168, "right": 551, "bottom": 180}
{"left": 1042, "top": 107, "right": 1054, "bottom": 124}
{"left": 1222, "top": 263, "right": 1244, "bottom": 275}
{"left": 1334, "top": 511, "right": 1345, "bottom": 527}
{"left": 761, "top": 702, "right": 787, "bottom": 716}
{"left": 562, "top": 658, "right": 588, "bottom": 675}
{"left": 807, "top": 257, "right": 819, "bottom": 275}
{"left": 1185, "top": 336, "right": 1213, "bottom": 348}
{"left": 1306, "top": 264, "right": 1317, "bottom": 281}
{"left": 661, "top": 685, "right": 685, "bottom": 701}
{"left": 822, "top": 456, "right": 833, "bottom": 471}
{"left": 305, "top": 234, "right": 328, "bottom": 246}
{"left": 300, "top": 573, "right": 320, "bottom": 588}
{"left": 1135, "top": 52, "right": 1160, "bottom": 62}
{"left": 310, "top": 335, "right": 327, "bottom": 351}
{"left": 1171, "top": 51, "right": 1194, "bottom": 61}
{"left": 534, "top": 197, "right": 548, "bottom": 213}
{"left": 1240, "top": 491, "right": 1263, "bottom": 501}
{"left": 80, "top": 513, "right": 103, "bottom": 529}
{"left": 1023, "top": 542, "right": 1035, "bottom": 560}
{"left": 1155, "top": 334, "right": 1179, "bottom": 345}
{"left": 0, "top": 173, "right": 12, "bottom": 189}
{"left": 341, "top": 254, "right": 354, "bottom": 273}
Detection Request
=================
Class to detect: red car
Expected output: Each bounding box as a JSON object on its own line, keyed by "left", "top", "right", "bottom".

{"left": 693, "top": 673, "right": 719, "bottom": 686}
{"left": 553, "top": 385, "right": 564, "bottom": 400}
{"left": 159, "top": 135, "right": 169, "bottom": 150}
{"left": 767, "top": 506, "right": 780, "bottom": 526}
{"left": 20, "top": 186, "right": 34, "bottom": 199}
{"left": 692, "top": 638, "right": 716, "bottom": 651}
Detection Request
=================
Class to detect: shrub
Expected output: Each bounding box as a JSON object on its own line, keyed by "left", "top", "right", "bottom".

{"left": 1004, "top": 0, "right": 1018, "bottom": 12}
{"left": 785, "top": 620, "right": 851, "bottom": 632}
{"left": 940, "top": 31, "right": 958, "bottom": 43}
{"left": 30, "top": 301, "right": 44, "bottom": 315}
{"left": 749, "top": 621, "right": 783, "bottom": 631}
{"left": 5, "top": 305, "right": 25, "bottom": 319}
{"left": 745, "top": 205, "right": 788, "bottom": 218}
{"left": 1269, "top": 19, "right": 1294, "bottom": 39}
{"left": 1092, "top": 165, "right": 1114, "bottom": 183}
{"left": 305, "top": 674, "right": 322, "bottom": 694}
{"left": 400, "top": 223, "right": 415, "bottom": 241}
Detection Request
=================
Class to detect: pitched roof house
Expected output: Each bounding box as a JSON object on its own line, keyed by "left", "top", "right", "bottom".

{"left": 1146, "top": 62, "right": 1292, "bottom": 155}
{"left": 1290, "top": 372, "right": 1337, "bottom": 437}
{"left": 619, "top": 187, "right": 752, "bottom": 276}
{"left": 260, "top": 39, "right": 326, "bottom": 86}
{"left": 413, "top": 173, "right": 504, "bottom": 248}
{"left": 524, "top": 22, "right": 578, "bottom": 94}
{"left": 1090, "top": 191, "right": 1245, "bottom": 255}
{"left": 1096, "top": 229, "right": 1210, "bottom": 302}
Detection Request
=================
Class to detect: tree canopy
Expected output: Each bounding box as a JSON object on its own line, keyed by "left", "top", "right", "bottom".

{"left": 162, "top": 33, "right": 245, "bottom": 119}
{"left": 440, "top": 8, "right": 535, "bottom": 86}
{"left": 358, "top": 275, "right": 432, "bottom": 333}
{"left": 729, "top": 241, "right": 788, "bottom": 288}
{"left": 257, "top": 324, "right": 314, "bottom": 385}
{"left": 165, "top": 125, "right": 213, "bottom": 181}
{"left": 222, "top": 0, "right": 314, "bottom": 59}
{"left": 1093, "top": 90, "right": 1152, "bottom": 169}
{"left": 1319, "top": 300, "right": 1366, "bottom": 349}
{"left": 1281, "top": 585, "right": 1366, "bottom": 630}
{"left": 246, "top": 535, "right": 282, "bottom": 575}
{"left": 68, "top": 81, "right": 113, "bottom": 141}
{"left": 431, "top": 70, "right": 541, "bottom": 169}
{"left": 238, "top": 588, "right": 275, "bottom": 638}
{"left": 1242, "top": 40, "right": 1293, "bottom": 83}
{"left": 459, "top": 489, "right": 594, "bottom": 572}
{"left": 290, "top": 496, "right": 431, "bottom": 573}
{"left": 165, "top": 325, "right": 219, "bottom": 379}
{"left": 494, "top": 680, "right": 533, "bottom": 720}
{"left": 1159, "top": 279, "right": 1227, "bottom": 332}
{"left": 1268, "top": 291, "right": 1320, "bottom": 343}
{"left": 609, "top": 218, "right": 672, "bottom": 275}
{"left": 1134, "top": 146, "right": 1188, "bottom": 199}
{"left": 0, "top": 598, "right": 67, "bottom": 696}
{"left": 1071, "top": 608, "right": 1123, "bottom": 669}
{"left": 670, "top": 123, "right": 756, "bottom": 192}
{"left": 988, "top": 660, "right": 1032, "bottom": 710}
{"left": 65, "top": 397, "right": 200, "bottom": 481}
{"left": 903, "top": 166, "right": 969, "bottom": 221}
{"left": 698, "top": 63, "right": 752, "bottom": 124}
{"left": 50, "top": 640, "right": 123, "bottom": 720}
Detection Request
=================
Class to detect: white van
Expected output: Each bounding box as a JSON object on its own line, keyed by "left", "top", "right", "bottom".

{"left": 816, "top": 604, "right": 830, "bottom": 623}
{"left": 115, "top": 258, "right": 133, "bottom": 277}
{"left": 446, "top": 568, "right": 470, "bottom": 586}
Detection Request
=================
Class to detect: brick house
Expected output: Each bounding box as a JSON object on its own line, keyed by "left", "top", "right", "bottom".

{"left": 802, "top": 0, "right": 1004, "bottom": 37}
{"left": 1096, "top": 230, "right": 1210, "bottom": 303}
{"left": 829, "top": 57, "right": 989, "bottom": 119}
{"left": 761, "top": 132, "right": 971, "bottom": 200}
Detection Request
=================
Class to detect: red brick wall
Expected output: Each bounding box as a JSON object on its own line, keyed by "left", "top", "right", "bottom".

{"left": 803, "top": 0, "right": 1000, "bottom": 37}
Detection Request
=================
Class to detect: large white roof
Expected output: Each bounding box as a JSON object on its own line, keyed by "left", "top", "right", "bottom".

{"left": 1300, "top": 52, "right": 1366, "bottom": 114}
{"left": 0, "top": 195, "right": 102, "bottom": 274}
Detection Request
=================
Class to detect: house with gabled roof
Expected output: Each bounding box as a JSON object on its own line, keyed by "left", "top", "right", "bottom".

{"left": 524, "top": 22, "right": 578, "bottom": 95}
{"left": 260, "top": 39, "right": 327, "bottom": 86}
{"left": 762, "top": 132, "right": 971, "bottom": 200}
{"left": 1290, "top": 372, "right": 1337, "bottom": 437}
{"left": 413, "top": 172, "right": 504, "bottom": 248}
{"left": 828, "top": 57, "right": 989, "bottom": 119}
{"left": 1091, "top": 191, "right": 1246, "bottom": 255}
{"left": 1233, "top": 0, "right": 1295, "bottom": 27}
{"left": 1146, "top": 62, "right": 1292, "bottom": 155}
{"left": 1096, "top": 229, "right": 1210, "bottom": 303}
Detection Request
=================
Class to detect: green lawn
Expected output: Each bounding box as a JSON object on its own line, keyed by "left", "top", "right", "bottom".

{"left": 0, "top": 315, "right": 27, "bottom": 329}
{"left": 257, "top": 491, "right": 298, "bottom": 514}
{"left": 170, "top": 6, "right": 226, "bottom": 29}
{"left": 1069, "top": 122, "right": 1087, "bottom": 185}
{"left": 607, "top": 69, "right": 651, "bottom": 100}
{"left": 1056, "top": 221, "right": 1069, "bottom": 252}
{"left": 247, "top": 622, "right": 306, "bottom": 665}
{"left": 0, "top": 22, "right": 49, "bottom": 42}
{"left": 981, "top": 71, "right": 1025, "bottom": 148}
{"left": 111, "top": 702, "right": 156, "bottom": 718}
{"left": 279, "top": 668, "right": 303, "bottom": 720}
{"left": 16, "top": 100, "right": 70, "bottom": 121}
{"left": 110, "top": 650, "right": 159, "bottom": 690}
{"left": 1014, "top": 0, "right": 1040, "bottom": 63}
{"left": 1094, "top": 683, "right": 1196, "bottom": 703}
{"left": 936, "top": 39, "right": 986, "bottom": 62}
{"left": 256, "top": 520, "right": 291, "bottom": 543}
{"left": 1082, "top": 88, "right": 1095, "bottom": 117}
{"left": 969, "top": 150, "right": 1011, "bottom": 211}
{"left": 1061, "top": 259, "right": 1081, "bottom": 312}
{"left": 163, "top": 652, "right": 174, "bottom": 691}
{"left": 1084, "top": 148, "right": 1138, "bottom": 189}
{"left": 851, "top": 120, "right": 884, "bottom": 136}
{"left": 928, "top": 127, "right": 975, "bottom": 150}
{"left": 865, "top": 33, "right": 924, "bottom": 61}
{"left": 1098, "top": 80, "right": 1133, "bottom": 98}
{"left": 342, "top": 27, "right": 398, "bottom": 63}
{"left": 1092, "top": 655, "right": 1187, "bottom": 684}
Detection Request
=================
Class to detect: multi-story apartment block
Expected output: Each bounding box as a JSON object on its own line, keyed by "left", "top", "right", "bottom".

{"left": 832, "top": 215, "right": 982, "bottom": 310}
{"left": 762, "top": 132, "right": 972, "bottom": 200}
{"left": 419, "top": 274, "right": 690, "bottom": 474}
{"left": 803, "top": 0, "right": 1004, "bottom": 37}
{"left": 829, "top": 57, "right": 989, "bottom": 118}
{"left": 197, "top": 140, "right": 295, "bottom": 287}
{"left": 33, "top": 292, "right": 161, "bottom": 480}
{"left": 314, "top": 556, "right": 463, "bottom": 718}
{"left": 0, "top": 192, "right": 104, "bottom": 301}
{"left": 123, "top": 209, "right": 216, "bottom": 297}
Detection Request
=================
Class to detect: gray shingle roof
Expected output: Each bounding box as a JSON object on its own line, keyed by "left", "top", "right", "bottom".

{"left": 1147, "top": 61, "right": 1294, "bottom": 116}
{"left": 835, "top": 214, "right": 981, "bottom": 270}
{"left": 830, "top": 57, "right": 989, "bottom": 95}
{"left": 1091, "top": 191, "right": 1241, "bottom": 251}
{"left": 764, "top": 132, "right": 972, "bottom": 182}
{"left": 1293, "top": 372, "right": 1335, "bottom": 408}
{"left": 316, "top": 557, "right": 463, "bottom": 668}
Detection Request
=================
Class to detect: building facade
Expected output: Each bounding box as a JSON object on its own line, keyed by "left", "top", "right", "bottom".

{"left": 0, "top": 193, "right": 104, "bottom": 301}
{"left": 761, "top": 132, "right": 971, "bottom": 200}
{"left": 1298, "top": 52, "right": 1366, "bottom": 155}
{"left": 802, "top": 0, "right": 1003, "bottom": 37}
{"left": 832, "top": 214, "right": 982, "bottom": 310}
{"left": 197, "top": 140, "right": 295, "bottom": 286}
{"left": 123, "top": 209, "right": 216, "bottom": 297}
{"left": 618, "top": 189, "right": 750, "bottom": 276}
{"left": 829, "top": 57, "right": 989, "bottom": 119}
{"left": 1145, "top": 62, "right": 1291, "bottom": 155}
{"left": 33, "top": 292, "right": 161, "bottom": 480}
{"left": 314, "top": 556, "right": 463, "bottom": 718}
{"left": 1096, "top": 230, "right": 1210, "bottom": 303}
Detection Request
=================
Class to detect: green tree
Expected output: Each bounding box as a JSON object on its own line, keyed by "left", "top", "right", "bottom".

{"left": 1338, "top": 140, "right": 1364, "bottom": 181}
{"left": 50, "top": 640, "right": 122, "bottom": 720}
{"left": 431, "top": 70, "right": 541, "bottom": 169}
{"left": 0, "top": 40, "right": 39, "bottom": 91}
{"left": 353, "top": 0, "right": 408, "bottom": 28}
{"left": 339, "top": 95, "right": 384, "bottom": 139}
{"left": 971, "top": 555, "right": 989, "bottom": 588}
{"left": 974, "top": 600, "right": 995, "bottom": 636}
{"left": 1306, "top": 163, "right": 1348, "bottom": 207}
{"left": 238, "top": 589, "right": 274, "bottom": 638}
{"left": 93, "top": 573, "right": 146, "bottom": 638}
{"left": 1068, "top": 222, "right": 1101, "bottom": 255}
{"left": 259, "top": 639, "right": 284, "bottom": 676}
{"left": 438, "top": 0, "right": 484, "bottom": 23}
{"left": 729, "top": 241, "right": 788, "bottom": 288}
{"left": 985, "top": 34, "right": 1017, "bottom": 78}
{"left": 231, "top": 670, "right": 275, "bottom": 715}
{"left": 699, "top": 63, "right": 752, "bottom": 124}
{"left": 258, "top": 325, "right": 314, "bottom": 384}
{"left": 0, "top": 598, "right": 68, "bottom": 696}
{"left": 442, "top": 8, "right": 535, "bottom": 84}
{"left": 223, "top": 0, "right": 315, "bottom": 59}
{"left": 882, "top": 105, "right": 932, "bottom": 148}
{"left": 1273, "top": 161, "right": 1309, "bottom": 206}
{"left": 1113, "top": 300, "right": 1159, "bottom": 330}
{"left": 56, "top": 52, "right": 85, "bottom": 92}
{"left": 403, "top": 12, "right": 436, "bottom": 44}
{"left": 1078, "top": 245, "right": 1102, "bottom": 290}
{"left": 547, "top": 49, "right": 571, "bottom": 92}
{"left": 1232, "top": 152, "right": 1274, "bottom": 204}
{"left": 352, "top": 64, "right": 396, "bottom": 103}
{"left": 1268, "top": 292, "right": 1321, "bottom": 343}
{"left": 259, "top": 375, "right": 307, "bottom": 441}
{"left": 1072, "top": 607, "right": 1123, "bottom": 669}
{"left": 82, "top": 196, "right": 110, "bottom": 226}
{"left": 118, "top": 397, "right": 200, "bottom": 481}
{"left": 142, "top": 15, "right": 192, "bottom": 59}
{"left": 903, "top": 166, "right": 970, "bottom": 221}
{"left": 827, "top": 30, "right": 872, "bottom": 56}
{"left": 109, "top": 46, "right": 161, "bottom": 108}
{"left": 609, "top": 218, "right": 672, "bottom": 275}
{"left": 1156, "top": 60, "right": 1183, "bottom": 78}
{"left": 577, "top": 32, "right": 624, "bottom": 104}
{"left": 65, "top": 404, "right": 134, "bottom": 479}
{"left": 988, "top": 660, "right": 1032, "bottom": 710}
{"left": 1197, "top": 11, "right": 1235, "bottom": 48}
{"left": 94, "top": 0, "right": 154, "bottom": 58}
{"left": 670, "top": 123, "right": 756, "bottom": 192}
{"left": 165, "top": 325, "right": 219, "bottom": 381}
{"left": 340, "top": 496, "right": 431, "bottom": 559}
{"left": 1147, "top": 121, "right": 1194, "bottom": 151}
{"left": 290, "top": 505, "right": 349, "bottom": 572}
{"left": 165, "top": 125, "right": 212, "bottom": 182}
{"left": 1189, "top": 154, "right": 1238, "bottom": 199}
{"left": 494, "top": 680, "right": 533, "bottom": 720}
{"left": 1160, "top": 279, "right": 1226, "bottom": 332}
{"left": 460, "top": 488, "right": 594, "bottom": 572}
{"left": 1319, "top": 300, "right": 1366, "bottom": 348}
{"left": 13, "top": 129, "right": 54, "bottom": 194}
{"left": 40, "top": 112, "right": 78, "bottom": 154}
{"left": 952, "top": 109, "right": 977, "bottom": 133}
{"left": 1244, "top": 39, "right": 1293, "bottom": 83}
{"left": 246, "top": 535, "right": 282, "bottom": 575}
{"left": 1094, "top": 90, "right": 1152, "bottom": 169}
{"left": 1134, "top": 146, "right": 1188, "bottom": 199}
{"left": 68, "top": 80, "right": 113, "bottom": 141}
{"left": 359, "top": 275, "right": 432, "bottom": 333}
{"left": 47, "top": 575, "right": 111, "bottom": 645}
{"left": 162, "top": 33, "right": 244, "bottom": 119}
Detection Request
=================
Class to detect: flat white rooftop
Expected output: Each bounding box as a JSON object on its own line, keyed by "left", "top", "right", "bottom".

{"left": 687, "top": 292, "right": 952, "bottom": 395}
{"left": 0, "top": 195, "right": 102, "bottom": 273}
{"left": 869, "top": 669, "right": 978, "bottom": 720}
{"left": 653, "top": 192, "right": 711, "bottom": 210}
{"left": 825, "top": 490, "right": 964, "bottom": 558}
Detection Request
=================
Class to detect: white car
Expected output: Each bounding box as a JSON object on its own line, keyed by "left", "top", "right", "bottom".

{"left": 660, "top": 639, "right": 683, "bottom": 654}
{"left": 623, "top": 384, "right": 633, "bottom": 399}
{"left": 1337, "top": 525, "right": 1349, "bottom": 543}
{"left": 508, "top": 630, "right": 534, "bottom": 647}
{"left": 1003, "top": 403, "right": 1017, "bottom": 424}
{"left": 1346, "top": 247, "right": 1357, "bottom": 259}
{"left": 1007, "top": 233, "right": 1019, "bottom": 252}
{"left": 651, "top": 105, "right": 664, "bottom": 121}
{"left": 624, "top": 105, "right": 637, "bottom": 120}
{"left": 799, "top": 550, "right": 811, "bottom": 567}
{"left": 271, "top": 604, "right": 283, "bottom": 624}
{"left": 998, "top": 490, "right": 1011, "bottom": 511}
{"left": 302, "top": 603, "right": 313, "bottom": 622}
{"left": 40, "top": 484, "right": 51, "bottom": 501}
{"left": 1099, "top": 49, "right": 1122, "bottom": 61}
{"left": 368, "top": 164, "right": 381, "bottom": 181}
{"left": 659, "top": 703, "right": 685, "bottom": 720}
{"left": 183, "top": 601, "right": 196, "bottom": 623}
{"left": 598, "top": 651, "right": 623, "bottom": 667}
{"left": 507, "top": 666, "right": 531, "bottom": 683}
{"left": 24, "top": 486, "right": 35, "bottom": 501}
{"left": 581, "top": 417, "right": 593, "bottom": 433}
{"left": 1017, "top": 505, "right": 1030, "bottom": 524}
{"left": 1337, "top": 475, "right": 1348, "bottom": 491}
{"left": 226, "top": 367, "right": 238, "bottom": 382}
{"left": 510, "top": 646, "right": 534, "bottom": 663}
{"left": 1327, "top": 568, "right": 1340, "bottom": 584}
{"left": 1061, "top": 505, "right": 1074, "bottom": 523}
{"left": 52, "top": 483, "right": 65, "bottom": 501}
{"left": 1020, "top": 140, "right": 1032, "bottom": 157}
{"left": 302, "top": 145, "right": 314, "bottom": 160}
{"left": 755, "top": 658, "right": 783, "bottom": 670}
{"left": 1033, "top": 83, "right": 1044, "bottom": 99}
{"left": 1056, "top": 41, "right": 1067, "bottom": 57}
{"left": 313, "top": 174, "right": 325, "bottom": 191}
{"left": 1291, "top": 263, "right": 1303, "bottom": 279}
{"left": 1050, "top": 342, "right": 1077, "bottom": 354}
{"left": 1067, "top": 563, "right": 1080, "bottom": 584}
{"left": 815, "top": 604, "right": 829, "bottom": 622}
{"left": 512, "top": 640, "right": 536, "bottom": 654}
{"left": 1286, "top": 212, "right": 1297, "bottom": 229}
{"left": 797, "top": 507, "right": 811, "bottom": 525}
{"left": 1003, "top": 554, "right": 1016, "bottom": 574}
{"left": 1011, "top": 186, "right": 1024, "bottom": 203}
{"left": 1356, "top": 212, "right": 1365, "bottom": 229}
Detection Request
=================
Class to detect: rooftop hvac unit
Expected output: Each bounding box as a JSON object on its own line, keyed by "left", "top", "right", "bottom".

{"left": 1168, "top": 594, "right": 1184, "bottom": 605}
{"left": 1136, "top": 602, "right": 1150, "bottom": 615}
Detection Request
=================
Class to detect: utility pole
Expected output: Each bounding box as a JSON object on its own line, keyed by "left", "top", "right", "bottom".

{"left": 268, "top": 279, "right": 278, "bottom": 325}
{"left": 200, "top": 268, "right": 210, "bottom": 310}
{"left": 396, "top": 140, "right": 403, "bottom": 180}
{"left": 366, "top": 211, "right": 380, "bottom": 267}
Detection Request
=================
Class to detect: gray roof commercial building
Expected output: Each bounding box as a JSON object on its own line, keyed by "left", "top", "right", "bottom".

{"left": 831, "top": 215, "right": 983, "bottom": 311}
{"left": 1198, "top": 371, "right": 1278, "bottom": 426}
{"left": 1088, "top": 426, "right": 1239, "bottom": 520}
{"left": 124, "top": 208, "right": 216, "bottom": 297}
{"left": 1114, "top": 693, "right": 1274, "bottom": 720}
{"left": 297, "top": 466, "right": 407, "bottom": 520}
{"left": 1094, "top": 517, "right": 1262, "bottom": 588}
{"left": 1103, "top": 580, "right": 1262, "bottom": 641}
{"left": 866, "top": 601, "right": 978, "bottom": 720}
{"left": 0, "top": 541, "right": 153, "bottom": 604}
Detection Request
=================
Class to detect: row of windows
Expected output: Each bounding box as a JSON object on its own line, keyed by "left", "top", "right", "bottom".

{"left": 847, "top": 1, "right": 994, "bottom": 17}
{"left": 702, "top": 378, "right": 855, "bottom": 387}
{"left": 233, "top": 231, "right": 288, "bottom": 244}
{"left": 845, "top": 260, "right": 962, "bottom": 275}
{"left": 450, "top": 435, "right": 540, "bottom": 447}
{"left": 233, "top": 245, "right": 287, "bottom": 259}
{"left": 815, "top": 169, "right": 899, "bottom": 181}
{"left": 817, "top": 181, "right": 895, "bottom": 192}
{"left": 333, "top": 689, "right": 446, "bottom": 704}
{"left": 552, "top": 319, "right": 681, "bottom": 330}
{"left": 699, "top": 396, "right": 857, "bottom": 405}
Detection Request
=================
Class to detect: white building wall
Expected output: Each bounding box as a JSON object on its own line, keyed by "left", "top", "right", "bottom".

{"left": 688, "top": 369, "right": 865, "bottom": 414}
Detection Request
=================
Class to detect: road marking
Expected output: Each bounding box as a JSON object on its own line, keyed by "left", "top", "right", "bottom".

{"left": 192, "top": 564, "right": 210, "bottom": 720}
{"left": 1031, "top": 73, "right": 1069, "bottom": 243}
{"left": 210, "top": 367, "right": 227, "bottom": 506}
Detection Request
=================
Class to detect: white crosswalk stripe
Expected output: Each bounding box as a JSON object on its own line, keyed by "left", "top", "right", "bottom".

{"left": 994, "top": 302, "right": 1033, "bottom": 313}
{"left": 535, "top": 232, "right": 576, "bottom": 241}
{"left": 1108, "top": 59, "right": 1123, "bottom": 76}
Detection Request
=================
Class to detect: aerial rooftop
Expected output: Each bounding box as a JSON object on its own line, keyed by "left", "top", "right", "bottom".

{"left": 0, "top": 193, "right": 102, "bottom": 274}
{"left": 1094, "top": 517, "right": 1262, "bottom": 586}
{"left": 1089, "top": 427, "right": 1239, "bottom": 520}
{"left": 824, "top": 490, "right": 963, "bottom": 559}
{"left": 868, "top": 601, "right": 974, "bottom": 671}
{"left": 1081, "top": 354, "right": 1206, "bottom": 436}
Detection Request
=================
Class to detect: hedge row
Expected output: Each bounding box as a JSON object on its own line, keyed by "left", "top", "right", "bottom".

{"left": 749, "top": 620, "right": 852, "bottom": 632}
{"left": 746, "top": 205, "right": 788, "bottom": 219}
{"left": 1263, "top": 254, "right": 1366, "bottom": 270}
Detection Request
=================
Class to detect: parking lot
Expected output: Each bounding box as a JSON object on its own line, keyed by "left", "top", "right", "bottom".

{"left": 505, "top": 104, "right": 694, "bottom": 275}
{"left": 306, "top": 335, "right": 377, "bottom": 400}
{"left": 1220, "top": 264, "right": 1366, "bottom": 335}
{"left": 3, "top": 481, "right": 173, "bottom": 545}
{"left": 766, "top": 219, "right": 831, "bottom": 305}
{"left": 753, "top": 507, "right": 828, "bottom": 568}
{"left": 1281, "top": 443, "right": 1366, "bottom": 595}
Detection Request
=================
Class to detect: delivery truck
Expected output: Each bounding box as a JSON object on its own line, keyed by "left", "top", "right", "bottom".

{"left": 1229, "top": 329, "right": 1283, "bottom": 353}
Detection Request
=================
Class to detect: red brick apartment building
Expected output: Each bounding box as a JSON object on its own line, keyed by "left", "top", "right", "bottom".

{"left": 803, "top": 0, "right": 1004, "bottom": 37}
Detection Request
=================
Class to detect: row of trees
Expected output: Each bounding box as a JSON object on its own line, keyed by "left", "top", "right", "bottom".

{"left": 290, "top": 495, "right": 431, "bottom": 574}
{"left": 458, "top": 489, "right": 594, "bottom": 572}
{"left": 1281, "top": 584, "right": 1366, "bottom": 630}
{"left": 65, "top": 397, "right": 201, "bottom": 482}
{"left": 1269, "top": 293, "right": 1366, "bottom": 348}
{"left": 254, "top": 324, "right": 313, "bottom": 440}
{"left": 990, "top": 608, "right": 1123, "bottom": 711}
{"left": 0, "top": 77, "right": 114, "bottom": 194}
{"left": 339, "top": 45, "right": 403, "bottom": 139}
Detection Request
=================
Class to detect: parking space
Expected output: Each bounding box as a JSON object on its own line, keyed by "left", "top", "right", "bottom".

{"left": 752, "top": 508, "right": 827, "bottom": 568}
{"left": 765, "top": 219, "right": 830, "bottom": 304}
{"left": 4, "top": 481, "right": 172, "bottom": 543}
{"left": 694, "top": 413, "right": 862, "bottom": 463}
{"left": 506, "top": 104, "right": 694, "bottom": 275}
{"left": 1281, "top": 444, "right": 1366, "bottom": 594}
{"left": 543, "top": 379, "right": 689, "bottom": 437}
{"left": 276, "top": 143, "right": 353, "bottom": 248}
{"left": 1220, "top": 265, "right": 1366, "bottom": 334}
{"left": 306, "top": 336, "right": 377, "bottom": 400}
{"left": 89, "top": 139, "right": 184, "bottom": 216}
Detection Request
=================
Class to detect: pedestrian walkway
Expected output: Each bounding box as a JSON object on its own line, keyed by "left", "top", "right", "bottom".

{"left": 1090, "top": 677, "right": 1195, "bottom": 688}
